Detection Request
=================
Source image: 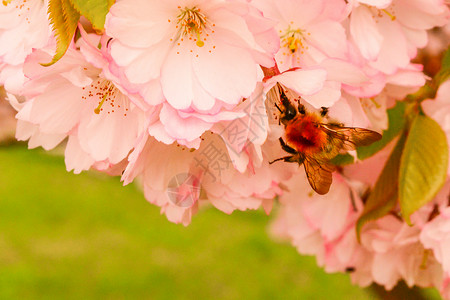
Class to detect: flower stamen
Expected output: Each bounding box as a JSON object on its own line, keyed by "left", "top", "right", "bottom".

{"left": 94, "top": 91, "right": 108, "bottom": 114}
{"left": 281, "top": 26, "right": 309, "bottom": 54}
{"left": 420, "top": 249, "right": 431, "bottom": 269}
{"left": 381, "top": 9, "right": 396, "bottom": 21}
{"left": 177, "top": 7, "right": 207, "bottom": 47}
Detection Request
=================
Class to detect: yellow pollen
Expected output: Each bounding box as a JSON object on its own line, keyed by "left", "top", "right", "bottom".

{"left": 2, "top": 0, "right": 12, "bottom": 6}
{"left": 196, "top": 32, "right": 204, "bottom": 47}
{"left": 281, "top": 26, "right": 308, "bottom": 54}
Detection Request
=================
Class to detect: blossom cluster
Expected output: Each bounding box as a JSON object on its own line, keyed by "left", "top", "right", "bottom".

{"left": 1, "top": 0, "right": 449, "bottom": 297}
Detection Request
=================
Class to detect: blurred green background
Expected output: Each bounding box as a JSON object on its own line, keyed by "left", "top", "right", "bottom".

{"left": 0, "top": 144, "right": 440, "bottom": 299}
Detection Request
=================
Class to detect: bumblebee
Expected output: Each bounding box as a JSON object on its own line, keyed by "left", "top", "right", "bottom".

{"left": 270, "top": 84, "right": 382, "bottom": 195}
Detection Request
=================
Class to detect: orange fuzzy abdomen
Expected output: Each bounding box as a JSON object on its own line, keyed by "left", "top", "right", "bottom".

{"left": 285, "top": 114, "right": 328, "bottom": 155}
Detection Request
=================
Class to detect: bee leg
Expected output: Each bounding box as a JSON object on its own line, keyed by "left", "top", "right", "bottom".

{"left": 274, "top": 103, "right": 282, "bottom": 113}
{"left": 279, "top": 137, "right": 297, "bottom": 154}
{"left": 320, "top": 106, "right": 329, "bottom": 117}
{"left": 269, "top": 156, "right": 295, "bottom": 164}
{"left": 274, "top": 103, "right": 283, "bottom": 125}
{"left": 298, "top": 103, "right": 306, "bottom": 115}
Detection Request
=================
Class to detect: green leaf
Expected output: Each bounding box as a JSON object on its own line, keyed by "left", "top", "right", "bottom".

{"left": 357, "top": 101, "right": 406, "bottom": 160}
{"left": 435, "top": 47, "right": 450, "bottom": 86}
{"left": 43, "top": 0, "right": 80, "bottom": 66}
{"left": 356, "top": 133, "right": 406, "bottom": 241}
{"left": 69, "top": 0, "right": 115, "bottom": 30}
{"left": 399, "top": 115, "right": 448, "bottom": 224}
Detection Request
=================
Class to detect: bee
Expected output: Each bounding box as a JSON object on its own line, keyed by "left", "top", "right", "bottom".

{"left": 269, "top": 83, "right": 382, "bottom": 195}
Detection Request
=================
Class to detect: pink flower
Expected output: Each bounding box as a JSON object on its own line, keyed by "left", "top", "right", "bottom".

{"left": 105, "top": 0, "right": 279, "bottom": 145}
{"left": 14, "top": 37, "right": 145, "bottom": 173}
{"left": 422, "top": 80, "right": 450, "bottom": 174}
{"left": 342, "top": 63, "right": 426, "bottom": 132}
{"left": 349, "top": 0, "right": 449, "bottom": 74}
{"left": 264, "top": 67, "right": 340, "bottom": 110}
{"left": 271, "top": 172, "right": 363, "bottom": 268}
{"left": 122, "top": 132, "right": 294, "bottom": 225}
{"left": 0, "top": 0, "right": 51, "bottom": 93}
{"left": 442, "top": 277, "right": 450, "bottom": 300}
{"left": 421, "top": 207, "right": 450, "bottom": 277}
{"left": 361, "top": 215, "right": 444, "bottom": 290}
{"left": 253, "top": 0, "right": 348, "bottom": 70}
{"left": 211, "top": 82, "right": 269, "bottom": 171}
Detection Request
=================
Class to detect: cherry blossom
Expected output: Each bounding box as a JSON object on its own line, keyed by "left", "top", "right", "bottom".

{"left": 13, "top": 38, "right": 145, "bottom": 173}
{"left": 105, "top": 0, "right": 279, "bottom": 145}
{"left": 421, "top": 207, "right": 450, "bottom": 277}
{"left": 0, "top": 0, "right": 51, "bottom": 94}
{"left": 348, "top": 0, "right": 449, "bottom": 74}
{"left": 422, "top": 80, "right": 450, "bottom": 173}
{"left": 253, "top": 0, "right": 349, "bottom": 70}
{"left": 122, "top": 131, "right": 295, "bottom": 225}
{"left": 271, "top": 172, "right": 364, "bottom": 270}
{"left": 1, "top": 1, "right": 450, "bottom": 298}
{"left": 360, "top": 215, "right": 444, "bottom": 290}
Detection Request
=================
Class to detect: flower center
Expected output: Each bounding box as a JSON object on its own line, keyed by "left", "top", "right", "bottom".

{"left": 177, "top": 6, "right": 208, "bottom": 47}
{"left": 278, "top": 24, "right": 311, "bottom": 65}
{"left": 281, "top": 26, "right": 310, "bottom": 54}
{"left": 81, "top": 78, "right": 130, "bottom": 117}
{"left": 368, "top": 5, "right": 397, "bottom": 22}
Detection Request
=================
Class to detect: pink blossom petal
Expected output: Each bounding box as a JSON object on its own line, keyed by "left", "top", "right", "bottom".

{"left": 358, "top": 0, "right": 392, "bottom": 9}
{"left": 211, "top": 7, "right": 258, "bottom": 50}
{"left": 402, "top": 27, "right": 428, "bottom": 51}
{"left": 0, "top": 65, "right": 26, "bottom": 94}
{"left": 16, "top": 120, "right": 65, "bottom": 150}
{"left": 138, "top": 79, "right": 165, "bottom": 106}
{"left": 193, "top": 39, "right": 257, "bottom": 105}
{"left": 78, "top": 107, "right": 140, "bottom": 164}
{"left": 369, "top": 17, "right": 409, "bottom": 74}
{"left": 191, "top": 74, "right": 217, "bottom": 111}
{"left": 112, "top": 41, "right": 171, "bottom": 84}
{"left": 147, "top": 121, "right": 176, "bottom": 145}
{"left": 320, "top": 58, "right": 368, "bottom": 85}
{"left": 395, "top": 0, "right": 449, "bottom": 30}
{"left": 65, "top": 135, "right": 95, "bottom": 174}
{"left": 161, "top": 49, "right": 194, "bottom": 109}
{"left": 302, "top": 81, "right": 342, "bottom": 108}
{"left": 276, "top": 0, "right": 324, "bottom": 27}
{"left": 161, "top": 47, "right": 194, "bottom": 109}
{"left": 268, "top": 68, "right": 327, "bottom": 96}
{"left": 350, "top": 6, "right": 383, "bottom": 61}
{"left": 159, "top": 104, "right": 212, "bottom": 142}
{"left": 60, "top": 66, "right": 94, "bottom": 88}
{"left": 306, "top": 20, "right": 347, "bottom": 60}
{"left": 30, "top": 80, "right": 84, "bottom": 134}
{"left": 106, "top": 0, "right": 174, "bottom": 48}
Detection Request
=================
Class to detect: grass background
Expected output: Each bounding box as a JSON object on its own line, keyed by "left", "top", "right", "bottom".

{"left": 0, "top": 144, "right": 440, "bottom": 299}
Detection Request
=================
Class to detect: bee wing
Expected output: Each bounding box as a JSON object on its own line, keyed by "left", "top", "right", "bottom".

{"left": 303, "top": 156, "right": 336, "bottom": 195}
{"left": 320, "top": 124, "right": 382, "bottom": 153}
